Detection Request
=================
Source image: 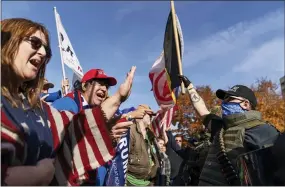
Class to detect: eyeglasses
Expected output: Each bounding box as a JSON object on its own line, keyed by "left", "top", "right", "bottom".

{"left": 24, "top": 36, "right": 52, "bottom": 58}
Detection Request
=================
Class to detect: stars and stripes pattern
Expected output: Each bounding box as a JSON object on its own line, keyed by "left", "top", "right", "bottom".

{"left": 151, "top": 105, "right": 177, "bottom": 137}
{"left": 1, "top": 102, "right": 115, "bottom": 186}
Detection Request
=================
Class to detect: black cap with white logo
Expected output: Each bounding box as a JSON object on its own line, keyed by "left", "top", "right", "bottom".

{"left": 216, "top": 85, "right": 257, "bottom": 109}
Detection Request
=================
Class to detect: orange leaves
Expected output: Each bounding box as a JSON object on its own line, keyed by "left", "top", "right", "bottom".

{"left": 173, "top": 77, "right": 284, "bottom": 135}
{"left": 253, "top": 78, "right": 285, "bottom": 132}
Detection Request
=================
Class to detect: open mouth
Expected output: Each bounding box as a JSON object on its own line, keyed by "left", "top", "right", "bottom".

{"left": 96, "top": 92, "right": 106, "bottom": 100}
{"left": 29, "top": 59, "right": 41, "bottom": 69}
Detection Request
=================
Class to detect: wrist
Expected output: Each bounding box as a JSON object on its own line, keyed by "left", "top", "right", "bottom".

{"left": 126, "top": 115, "right": 132, "bottom": 121}
{"left": 126, "top": 112, "right": 133, "bottom": 121}
{"left": 187, "top": 83, "right": 195, "bottom": 91}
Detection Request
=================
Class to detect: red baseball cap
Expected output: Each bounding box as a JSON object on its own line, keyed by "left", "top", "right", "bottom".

{"left": 81, "top": 69, "right": 117, "bottom": 86}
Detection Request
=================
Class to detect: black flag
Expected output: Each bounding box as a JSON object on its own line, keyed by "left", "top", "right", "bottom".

{"left": 163, "top": 10, "right": 183, "bottom": 90}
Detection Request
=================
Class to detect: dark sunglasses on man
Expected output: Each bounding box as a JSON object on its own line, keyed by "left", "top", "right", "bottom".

{"left": 24, "top": 36, "right": 52, "bottom": 58}
{"left": 224, "top": 95, "right": 250, "bottom": 104}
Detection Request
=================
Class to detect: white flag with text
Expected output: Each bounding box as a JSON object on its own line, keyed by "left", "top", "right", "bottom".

{"left": 55, "top": 11, "right": 84, "bottom": 77}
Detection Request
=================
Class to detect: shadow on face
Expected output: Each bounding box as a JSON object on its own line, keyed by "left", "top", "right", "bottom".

{"left": 83, "top": 79, "right": 109, "bottom": 106}
{"left": 157, "top": 139, "right": 165, "bottom": 150}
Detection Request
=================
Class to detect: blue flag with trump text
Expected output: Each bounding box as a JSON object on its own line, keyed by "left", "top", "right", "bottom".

{"left": 105, "top": 107, "right": 134, "bottom": 186}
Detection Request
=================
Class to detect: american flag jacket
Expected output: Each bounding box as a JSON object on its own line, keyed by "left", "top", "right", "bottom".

{"left": 1, "top": 95, "right": 115, "bottom": 185}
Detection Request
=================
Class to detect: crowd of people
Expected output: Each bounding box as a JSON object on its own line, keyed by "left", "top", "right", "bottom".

{"left": 1, "top": 18, "right": 284, "bottom": 186}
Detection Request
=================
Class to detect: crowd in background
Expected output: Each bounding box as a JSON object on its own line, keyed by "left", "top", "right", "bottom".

{"left": 1, "top": 17, "right": 284, "bottom": 186}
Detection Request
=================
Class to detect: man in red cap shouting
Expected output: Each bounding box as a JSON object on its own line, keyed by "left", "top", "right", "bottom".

{"left": 52, "top": 68, "right": 134, "bottom": 185}
{"left": 52, "top": 69, "right": 117, "bottom": 113}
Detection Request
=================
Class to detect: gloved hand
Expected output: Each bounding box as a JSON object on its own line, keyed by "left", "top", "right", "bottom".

{"left": 178, "top": 75, "right": 192, "bottom": 88}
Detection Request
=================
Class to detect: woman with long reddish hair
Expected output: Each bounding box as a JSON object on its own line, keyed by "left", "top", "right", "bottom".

{"left": 1, "top": 18, "right": 136, "bottom": 185}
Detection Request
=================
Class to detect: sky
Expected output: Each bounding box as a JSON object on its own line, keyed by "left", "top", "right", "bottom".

{"left": 2, "top": 1, "right": 284, "bottom": 111}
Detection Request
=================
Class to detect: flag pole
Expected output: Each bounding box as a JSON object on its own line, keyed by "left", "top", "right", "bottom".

{"left": 54, "top": 7, "right": 68, "bottom": 96}
{"left": 170, "top": 1, "right": 185, "bottom": 94}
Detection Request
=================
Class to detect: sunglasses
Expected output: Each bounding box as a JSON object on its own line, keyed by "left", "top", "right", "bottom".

{"left": 224, "top": 95, "right": 253, "bottom": 108}
{"left": 24, "top": 36, "right": 52, "bottom": 58}
{"left": 87, "top": 79, "right": 110, "bottom": 90}
{"left": 176, "top": 140, "right": 182, "bottom": 143}
{"left": 224, "top": 96, "right": 246, "bottom": 103}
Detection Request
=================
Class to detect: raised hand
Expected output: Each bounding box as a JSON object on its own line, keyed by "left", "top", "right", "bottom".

{"left": 101, "top": 66, "right": 136, "bottom": 121}
{"left": 118, "top": 66, "right": 136, "bottom": 102}
{"left": 178, "top": 75, "right": 191, "bottom": 88}
{"left": 61, "top": 78, "right": 70, "bottom": 95}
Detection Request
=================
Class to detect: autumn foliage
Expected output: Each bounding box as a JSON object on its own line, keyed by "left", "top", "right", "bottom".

{"left": 173, "top": 78, "right": 285, "bottom": 136}
{"left": 251, "top": 78, "right": 285, "bottom": 132}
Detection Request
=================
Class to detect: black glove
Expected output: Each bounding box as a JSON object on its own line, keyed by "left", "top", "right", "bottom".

{"left": 178, "top": 75, "right": 191, "bottom": 88}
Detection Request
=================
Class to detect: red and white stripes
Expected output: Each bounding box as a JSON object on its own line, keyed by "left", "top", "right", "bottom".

{"left": 151, "top": 105, "right": 177, "bottom": 137}
{"left": 1, "top": 102, "right": 115, "bottom": 186}
{"left": 149, "top": 52, "right": 176, "bottom": 106}
{"left": 45, "top": 103, "right": 115, "bottom": 185}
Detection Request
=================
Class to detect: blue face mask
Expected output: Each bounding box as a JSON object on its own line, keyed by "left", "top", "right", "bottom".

{"left": 221, "top": 101, "right": 246, "bottom": 117}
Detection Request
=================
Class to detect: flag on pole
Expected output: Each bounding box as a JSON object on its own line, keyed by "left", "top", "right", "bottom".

{"left": 149, "top": 11, "right": 184, "bottom": 106}
{"left": 163, "top": 10, "right": 184, "bottom": 91}
{"left": 149, "top": 52, "right": 175, "bottom": 106}
{"left": 54, "top": 10, "right": 84, "bottom": 77}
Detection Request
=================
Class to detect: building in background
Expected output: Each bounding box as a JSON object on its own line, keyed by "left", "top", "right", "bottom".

{"left": 280, "top": 76, "right": 285, "bottom": 97}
